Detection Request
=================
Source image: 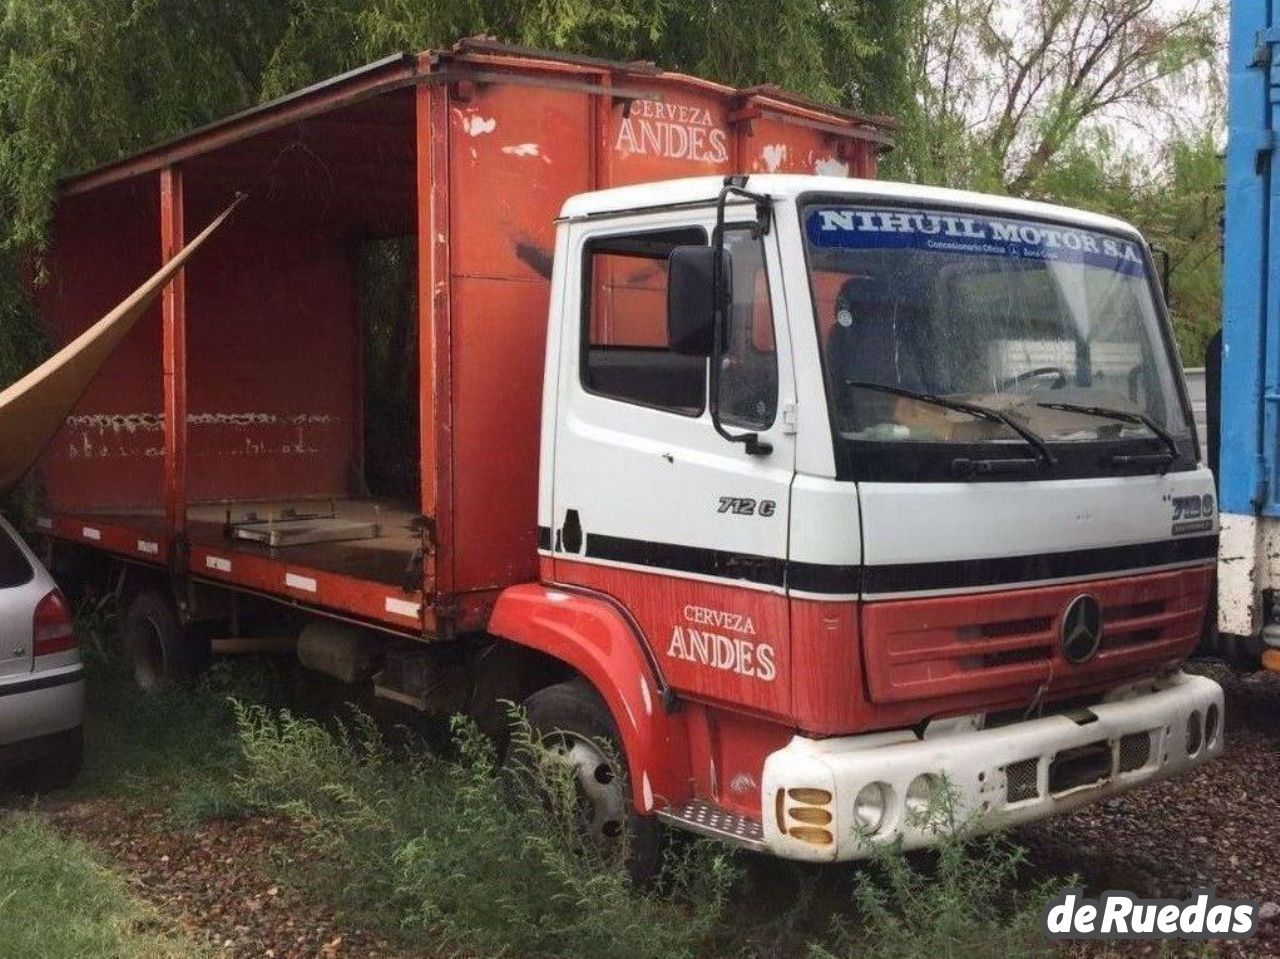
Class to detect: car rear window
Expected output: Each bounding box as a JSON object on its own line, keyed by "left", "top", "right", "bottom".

{"left": 0, "top": 523, "right": 34, "bottom": 589}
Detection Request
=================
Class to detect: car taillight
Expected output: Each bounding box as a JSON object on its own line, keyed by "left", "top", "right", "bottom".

{"left": 33, "top": 589, "right": 76, "bottom": 657}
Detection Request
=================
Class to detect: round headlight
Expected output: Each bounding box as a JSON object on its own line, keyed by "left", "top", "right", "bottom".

{"left": 1205, "top": 702, "right": 1220, "bottom": 747}
{"left": 1186, "top": 710, "right": 1203, "bottom": 756}
{"left": 854, "top": 781, "right": 890, "bottom": 835}
{"left": 905, "top": 773, "right": 942, "bottom": 821}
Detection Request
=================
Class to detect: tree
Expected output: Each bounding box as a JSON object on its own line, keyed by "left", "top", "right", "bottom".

{"left": 891, "top": 0, "right": 1222, "bottom": 194}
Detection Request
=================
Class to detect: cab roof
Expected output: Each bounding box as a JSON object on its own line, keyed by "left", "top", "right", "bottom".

{"left": 558, "top": 174, "right": 1143, "bottom": 238}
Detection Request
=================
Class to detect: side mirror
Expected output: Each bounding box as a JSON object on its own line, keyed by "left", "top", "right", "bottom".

{"left": 666, "top": 246, "right": 730, "bottom": 355}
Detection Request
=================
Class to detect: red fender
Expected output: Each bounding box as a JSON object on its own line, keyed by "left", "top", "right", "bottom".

{"left": 488, "top": 582, "right": 692, "bottom": 813}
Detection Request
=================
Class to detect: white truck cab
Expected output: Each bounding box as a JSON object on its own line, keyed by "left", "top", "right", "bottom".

{"left": 528, "top": 174, "right": 1223, "bottom": 860}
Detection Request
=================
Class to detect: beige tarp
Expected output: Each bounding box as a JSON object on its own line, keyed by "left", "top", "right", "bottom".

{"left": 0, "top": 196, "right": 242, "bottom": 494}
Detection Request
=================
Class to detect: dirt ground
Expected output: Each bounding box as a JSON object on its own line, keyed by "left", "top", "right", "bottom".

{"left": 1019, "top": 660, "right": 1280, "bottom": 955}
{"left": 45, "top": 801, "right": 418, "bottom": 959}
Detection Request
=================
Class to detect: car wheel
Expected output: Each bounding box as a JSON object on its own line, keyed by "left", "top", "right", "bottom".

{"left": 516, "top": 678, "right": 664, "bottom": 883}
{"left": 12, "top": 725, "right": 83, "bottom": 793}
{"left": 123, "top": 588, "right": 207, "bottom": 691}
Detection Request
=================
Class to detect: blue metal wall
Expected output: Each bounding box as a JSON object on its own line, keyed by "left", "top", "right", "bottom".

{"left": 1222, "top": 0, "right": 1278, "bottom": 516}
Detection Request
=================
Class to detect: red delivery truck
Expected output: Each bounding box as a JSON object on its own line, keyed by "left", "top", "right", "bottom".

{"left": 30, "top": 39, "right": 1222, "bottom": 869}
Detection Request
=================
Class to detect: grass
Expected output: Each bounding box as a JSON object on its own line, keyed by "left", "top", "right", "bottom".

{"left": 0, "top": 814, "right": 207, "bottom": 959}
{"left": 70, "top": 591, "right": 284, "bottom": 811}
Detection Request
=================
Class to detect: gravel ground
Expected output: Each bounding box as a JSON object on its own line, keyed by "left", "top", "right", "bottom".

{"left": 1019, "top": 660, "right": 1280, "bottom": 955}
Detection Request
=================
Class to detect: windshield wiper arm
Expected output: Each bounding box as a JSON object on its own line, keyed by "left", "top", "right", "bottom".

{"left": 1033, "top": 401, "right": 1181, "bottom": 460}
{"left": 843, "top": 380, "right": 1057, "bottom": 467}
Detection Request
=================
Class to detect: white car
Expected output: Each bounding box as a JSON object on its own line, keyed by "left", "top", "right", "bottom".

{"left": 0, "top": 515, "right": 83, "bottom": 791}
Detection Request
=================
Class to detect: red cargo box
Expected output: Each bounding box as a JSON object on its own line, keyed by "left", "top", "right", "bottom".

{"left": 32, "top": 39, "right": 892, "bottom": 636}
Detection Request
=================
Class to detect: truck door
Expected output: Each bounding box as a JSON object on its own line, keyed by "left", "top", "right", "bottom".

{"left": 548, "top": 214, "right": 797, "bottom": 719}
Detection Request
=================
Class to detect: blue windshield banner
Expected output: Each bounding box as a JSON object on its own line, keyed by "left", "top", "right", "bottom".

{"left": 805, "top": 207, "right": 1146, "bottom": 277}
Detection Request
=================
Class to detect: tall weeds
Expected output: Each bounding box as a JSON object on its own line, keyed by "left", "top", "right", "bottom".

{"left": 232, "top": 703, "right": 738, "bottom": 959}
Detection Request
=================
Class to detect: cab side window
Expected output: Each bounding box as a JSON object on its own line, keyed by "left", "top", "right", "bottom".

{"left": 582, "top": 227, "right": 708, "bottom": 414}
{"left": 718, "top": 230, "right": 779, "bottom": 430}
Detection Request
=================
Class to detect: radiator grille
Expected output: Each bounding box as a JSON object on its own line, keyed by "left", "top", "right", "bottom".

{"left": 862, "top": 567, "right": 1213, "bottom": 705}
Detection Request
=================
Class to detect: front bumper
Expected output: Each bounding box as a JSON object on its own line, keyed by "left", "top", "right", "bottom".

{"left": 761, "top": 671, "right": 1223, "bottom": 862}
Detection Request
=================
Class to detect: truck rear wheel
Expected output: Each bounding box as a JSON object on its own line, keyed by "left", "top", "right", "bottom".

{"left": 518, "top": 678, "right": 664, "bottom": 883}
{"left": 122, "top": 588, "right": 207, "bottom": 691}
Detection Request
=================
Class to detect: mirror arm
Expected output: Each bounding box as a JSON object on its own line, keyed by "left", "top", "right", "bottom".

{"left": 1150, "top": 243, "right": 1173, "bottom": 309}
{"left": 709, "top": 176, "right": 773, "bottom": 457}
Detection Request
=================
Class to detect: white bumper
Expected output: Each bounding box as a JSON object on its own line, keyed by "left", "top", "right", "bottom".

{"left": 761, "top": 672, "right": 1223, "bottom": 862}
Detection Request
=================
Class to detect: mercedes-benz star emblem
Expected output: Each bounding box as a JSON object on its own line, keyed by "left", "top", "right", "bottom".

{"left": 1060, "top": 594, "right": 1103, "bottom": 664}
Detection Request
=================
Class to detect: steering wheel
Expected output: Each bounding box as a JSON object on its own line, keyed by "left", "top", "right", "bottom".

{"left": 998, "top": 366, "right": 1069, "bottom": 392}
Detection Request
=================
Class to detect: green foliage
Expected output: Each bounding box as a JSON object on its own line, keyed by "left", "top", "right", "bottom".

{"left": 811, "top": 834, "right": 1058, "bottom": 959}
{"left": 232, "top": 702, "right": 739, "bottom": 959}
{"left": 0, "top": 814, "right": 207, "bottom": 958}
{"left": 811, "top": 782, "right": 1063, "bottom": 959}
{"left": 72, "top": 594, "right": 280, "bottom": 801}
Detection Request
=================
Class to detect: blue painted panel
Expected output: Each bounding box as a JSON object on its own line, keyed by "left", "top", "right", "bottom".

{"left": 1222, "top": 0, "right": 1277, "bottom": 515}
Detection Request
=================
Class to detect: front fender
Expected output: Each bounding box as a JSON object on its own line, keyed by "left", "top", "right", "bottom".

{"left": 488, "top": 583, "right": 691, "bottom": 812}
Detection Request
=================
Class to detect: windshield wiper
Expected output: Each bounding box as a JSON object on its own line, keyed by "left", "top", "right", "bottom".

{"left": 1033, "top": 401, "right": 1181, "bottom": 461}
{"left": 843, "top": 380, "right": 1057, "bottom": 468}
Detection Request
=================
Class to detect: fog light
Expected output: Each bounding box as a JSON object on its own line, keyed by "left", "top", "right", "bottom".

{"left": 1205, "top": 703, "right": 1220, "bottom": 747}
{"left": 1186, "top": 710, "right": 1203, "bottom": 756}
{"left": 854, "top": 781, "right": 890, "bottom": 835}
{"left": 905, "top": 773, "right": 942, "bottom": 820}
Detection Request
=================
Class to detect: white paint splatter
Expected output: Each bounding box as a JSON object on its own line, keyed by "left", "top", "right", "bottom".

{"left": 641, "top": 771, "right": 654, "bottom": 812}
{"left": 761, "top": 143, "right": 788, "bottom": 172}
{"left": 457, "top": 112, "right": 497, "bottom": 137}
{"left": 500, "top": 143, "right": 551, "bottom": 164}
{"left": 639, "top": 676, "right": 653, "bottom": 716}
{"left": 814, "top": 157, "right": 850, "bottom": 177}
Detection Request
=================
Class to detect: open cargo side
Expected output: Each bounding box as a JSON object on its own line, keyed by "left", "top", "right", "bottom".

{"left": 32, "top": 40, "right": 892, "bottom": 640}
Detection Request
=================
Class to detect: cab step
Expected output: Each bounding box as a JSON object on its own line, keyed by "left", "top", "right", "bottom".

{"left": 656, "top": 799, "right": 765, "bottom": 850}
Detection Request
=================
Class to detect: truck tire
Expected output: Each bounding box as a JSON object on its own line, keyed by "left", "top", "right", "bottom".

{"left": 122, "top": 588, "right": 206, "bottom": 691}
{"left": 518, "top": 678, "right": 664, "bottom": 883}
{"left": 11, "top": 726, "right": 83, "bottom": 793}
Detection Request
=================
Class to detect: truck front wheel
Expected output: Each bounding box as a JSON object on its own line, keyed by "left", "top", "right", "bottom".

{"left": 518, "top": 678, "right": 664, "bottom": 883}
{"left": 122, "top": 588, "right": 207, "bottom": 691}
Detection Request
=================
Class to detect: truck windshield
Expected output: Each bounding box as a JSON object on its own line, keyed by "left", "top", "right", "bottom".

{"left": 801, "top": 202, "right": 1192, "bottom": 480}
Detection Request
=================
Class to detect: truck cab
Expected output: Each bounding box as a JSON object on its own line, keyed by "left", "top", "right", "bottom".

{"left": 502, "top": 173, "right": 1224, "bottom": 861}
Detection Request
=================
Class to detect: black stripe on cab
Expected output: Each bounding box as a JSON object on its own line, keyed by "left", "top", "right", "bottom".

{"left": 788, "top": 560, "right": 862, "bottom": 594}
{"left": 557, "top": 531, "right": 1216, "bottom": 596}
{"left": 585, "top": 533, "right": 788, "bottom": 587}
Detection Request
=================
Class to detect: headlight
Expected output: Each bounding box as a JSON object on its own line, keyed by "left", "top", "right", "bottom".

{"left": 854, "top": 781, "right": 890, "bottom": 834}
{"left": 1205, "top": 702, "right": 1220, "bottom": 747}
{"left": 905, "top": 773, "right": 942, "bottom": 821}
{"left": 1186, "top": 710, "right": 1203, "bottom": 756}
